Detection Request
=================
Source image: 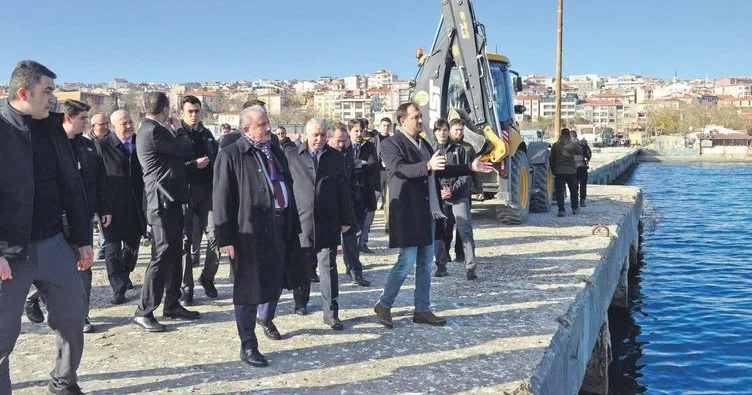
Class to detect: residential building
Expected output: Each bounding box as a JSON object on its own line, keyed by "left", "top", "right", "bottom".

{"left": 653, "top": 82, "right": 692, "bottom": 99}
{"left": 333, "top": 94, "right": 372, "bottom": 123}
{"left": 390, "top": 80, "right": 412, "bottom": 111}
{"left": 314, "top": 90, "right": 344, "bottom": 120}
{"left": 368, "top": 87, "right": 391, "bottom": 113}
{"left": 603, "top": 75, "right": 645, "bottom": 90}
{"left": 344, "top": 75, "right": 367, "bottom": 91}
{"left": 715, "top": 84, "right": 752, "bottom": 98}
{"left": 367, "top": 69, "right": 398, "bottom": 89}
{"left": 513, "top": 95, "right": 541, "bottom": 123}
{"left": 54, "top": 90, "right": 111, "bottom": 109}
{"left": 576, "top": 100, "right": 624, "bottom": 129}
{"left": 216, "top": 111, "right": 241, "bottom": 129}
{"left": 565, "top": 74, "right": 601, "bottom": 91}
{"left": 256, "top": 92, "right": 281, "bottom": 117}
{"left": 718, "top": 96, "right": 752, "bottom": 109}
{"left": 540, "top": 94, "right": 578, "bottom": 119}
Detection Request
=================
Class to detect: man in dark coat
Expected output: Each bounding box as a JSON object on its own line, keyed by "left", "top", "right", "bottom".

{"left": 571, "top": 130, "right": 592, "bottom": 207}
{"left": 550, "top": 128, "right": 582, "bottom": 217}
{"left": 349, "top": 119, "right": 380, "bottom": 255}
{"left": 0, "top": 60, "right": 93, "bottom": 395}
{"left": 287, "top": 118, "right": 355, "bottom": 330}
{"left": 214, "top": 105, "right": 304, "bottom": 368}
{"left": 25, "top": 99, "right": 110, "bottom": 334}
{"left": 373, "top": 103, "right": 492, "bottom": 329}
{"left": 134, "top": 92, "right": 199, "bottom": 332}
{"left": 177, "top": 95, "right": 220, "bottom": 305}
{"left": 275, "top": 126, "right": 297, "bottom": 151}
{"left": 95, "top": 110, "right": 145, "bottom": 305}
{"left": 327, "top": 123, "right": 370, "bottom": 287}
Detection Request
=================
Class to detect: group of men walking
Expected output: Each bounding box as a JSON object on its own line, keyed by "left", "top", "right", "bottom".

{"left": 0, "top": 60, "right": 494, "bottom": 394}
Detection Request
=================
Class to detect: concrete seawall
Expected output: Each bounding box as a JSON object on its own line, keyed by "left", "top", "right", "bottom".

{"left": 588, "top": 149, "right": 641, "bottom": 185}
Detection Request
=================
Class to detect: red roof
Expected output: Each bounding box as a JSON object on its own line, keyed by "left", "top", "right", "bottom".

{"left": 580, "top": 100, "right": 622, "bottom": 106}
{"left": 515, "top": 95, "right": 540, "bottom": 101}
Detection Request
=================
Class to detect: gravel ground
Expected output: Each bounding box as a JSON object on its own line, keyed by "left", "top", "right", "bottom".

{"left": 10, "top": 181, "right": 639, "bottom": 394}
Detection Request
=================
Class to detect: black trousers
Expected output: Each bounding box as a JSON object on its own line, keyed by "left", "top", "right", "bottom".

{"left": 136, "top": 205, "right": 184, "bottom": 317}
{"left": 577, "top": 166, "right": 588, "bottom": 201}
{"left": 293, "top": 247, "right": 339, "bottom": 321}
{"left": 182, "top": 190, "right": 220, "bottom": 291}
{"left": 554, "top": 174, "right": 579, "bottom": 212}
{"left": 342, "top": 209, "right": 366, "bottom": 276}
{"left": 105, "top": 235, "right": 141, "bottom": 296}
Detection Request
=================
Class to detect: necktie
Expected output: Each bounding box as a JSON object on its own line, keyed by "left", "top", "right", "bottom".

{"left": 311, "top": 151, "right": 319, "bottom": 169}
{"left": 266, "top": 156, "right": 285, "bottom": 209}
{"left": 354, "top": 144, "right": 360, "bottom": 158}
{"left": 123, "top": 141, "right": 131, "bottom": 153}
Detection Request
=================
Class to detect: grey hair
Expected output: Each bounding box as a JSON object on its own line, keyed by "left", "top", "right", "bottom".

{"left": 305, "top": 118, "right": 327, "bottom": 134}
{"left": 239, "top": 105, "right": 266, "bottom": 129}
{"left": 327, "top": 122, "right": 347, "bottom": 137}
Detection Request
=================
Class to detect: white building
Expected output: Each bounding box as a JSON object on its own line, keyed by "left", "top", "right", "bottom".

{"left": 334, "top": 96, "right": 372, "bottom": 123}
{"left": 344, "top": 75, "right": 368, "bottom": 91}
{"left": 183, "top": 90, "right": 220, "bottom": 113}
{"left": 367, "top": 69, "right": 398, "bottom": 89}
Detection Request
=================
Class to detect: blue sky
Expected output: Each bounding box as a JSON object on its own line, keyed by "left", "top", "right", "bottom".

{"left": 2, "top": 0, "right": 749, "bottom": 84}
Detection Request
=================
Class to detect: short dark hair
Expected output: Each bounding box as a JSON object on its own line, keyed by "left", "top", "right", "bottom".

{"left": 8, "top": 60, "right": 57, "bottom": 101}
{"left": 181, "top": 95, "right": 201, "bottom": 109}
{"left": 242, "top": 99, "right": 266, "bottom": 109}
{"left": 395, "top": 102, "right": 418, "bottom": 125}
{"left": 348, "top": 118, "right": 364, "bottom": 131}
{"left": 560, "top": 128, "right": 571, "bottom": 136}
{"left": 433, "top": 118, "right": 449, "bottom": 132}
{"left": 362, "top": 118, "right": 369, "bottom": 126}
{"left": 59, "top": 99, "right": 90, "bottom": 118}
{"left": 380, "top": 117, "right": 392, "bottom": 124}
{"left": 220, "top": 123, "right": 231, "bottom": 131}
{"left": 450, "top": 118, "right": 465, "bottom": 128}
{"left": 275, "top": 126, "right": 286, "bottom": 133}
{"left": 144, "top": 92, "right": 169, "bottom": 116}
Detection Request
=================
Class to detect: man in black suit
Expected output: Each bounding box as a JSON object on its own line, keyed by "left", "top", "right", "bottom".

{"left": 177, "top": 95, "right": 220, "bottom": 305}
{"left": 344, "top": 119, "right": 378, "bottom": 285}
{"left": 287, "top": 119, "right": 355, "bottom": 330}
{"left": 214, "top": 105, "right": 306, "bottom": 368}
{"left": 95, "top": 110, "right": 145, "bottom": 305}
{"left": 134, "top": 92, "right": 199, "bottom": 332}
{"left": 373, "top": 103, "right": 492, "bottom": 329}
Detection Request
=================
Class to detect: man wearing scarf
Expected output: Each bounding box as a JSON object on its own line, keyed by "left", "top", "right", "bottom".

{"left": 213, "top": 105, "right": 305, "bottom": 368}
{"left": 373, "top": 103, "right": 492, "bottom": 329}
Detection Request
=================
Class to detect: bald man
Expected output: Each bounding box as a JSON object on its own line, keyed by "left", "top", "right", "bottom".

{"left": 94, "top": 110, "right": 146, "bottom": 304}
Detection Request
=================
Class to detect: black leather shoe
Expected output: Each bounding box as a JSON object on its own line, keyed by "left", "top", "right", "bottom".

{"left": 199, "top": 275, "right": 218, "bottom": 298}
{"left": 466, "top": 269, "right": 478, "bottom": 281}
{"left": 433, "top": 266, "right": 448, "bottom": 277}
{"left": 350, "top": 274, "right": 371, "bottom": 287}
{"left": 83, "top": 318, "right": 95, "bottom": 333}
{"left": 294, "top": 306, "right": 308, "bottom": 316}
{"left": 240, "top": 348, "right": 268, "bottom": 367}
{"left": 25, "top": 300, "right": 45, "bottom": 323}
{"left": 110, "top": 293, "right": 126, "bottom": 305}
{"left": 580, "top": 199, "right": 587, "bottom": 207}
{"left": 163, "top": 306, "right": 200, "bottom": 320}
{"left": 256, "top": 318, "right": 282, "bottom": 340}
{"left": 47, "top": 382, "right": 85, "bottom": 395}
{"left": 310, "top": 273, "right": 320, "bottom": 283}
{"left": 325, "top": 317, "right": 344, "bottom": 330}
{"left": 360, "top": 245, "right": 373, "bottom": 254}
{"left": 133, "top": 316, "right": 166, "bottom": 332}
{"left": 179, "top": 288, "right": 194, "bottom": 306}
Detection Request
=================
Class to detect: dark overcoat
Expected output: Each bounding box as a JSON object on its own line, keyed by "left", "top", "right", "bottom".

{"left": 352, "top": 139, "right": 380, "bottom": 213}
{"left": 286, "top": 143, "right": 355, "bottom": 250}
{"left": 95, "top": 132, "right": 146, "bottom": 241}
{"left": 381, "top": 131, "right": 473, "bottom": 248}
{"left": 213, "top": 137, "right": 305, "bottom": 305}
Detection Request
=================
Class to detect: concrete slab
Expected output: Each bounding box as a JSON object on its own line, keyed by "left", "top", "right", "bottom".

{"left": 10, "top": 186, "right": 641, "bottom": 395}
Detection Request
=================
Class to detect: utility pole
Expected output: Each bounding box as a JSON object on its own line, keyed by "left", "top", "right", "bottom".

{"left": 554, "top": 0, "right": 563, "bottom": 140}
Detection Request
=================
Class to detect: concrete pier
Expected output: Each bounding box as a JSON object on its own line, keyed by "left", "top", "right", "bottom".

{"left": 10, "top": 157, "right": 642, "bottom": 394}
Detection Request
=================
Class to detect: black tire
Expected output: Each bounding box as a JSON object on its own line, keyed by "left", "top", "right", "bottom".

{"left": 496, "top": 150, "right": 531, "bottom": 224}
{"left": 530, "top": 163, "right": 553, "bottom": 213}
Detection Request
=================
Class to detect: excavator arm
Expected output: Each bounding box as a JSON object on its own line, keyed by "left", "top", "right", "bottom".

{"left": 411, "top": 0, "right": 506, "bottom": 163}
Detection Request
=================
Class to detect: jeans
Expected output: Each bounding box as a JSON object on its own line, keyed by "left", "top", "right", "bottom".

{"left": 379, "top": 234, "right": 434, "bottom": 312}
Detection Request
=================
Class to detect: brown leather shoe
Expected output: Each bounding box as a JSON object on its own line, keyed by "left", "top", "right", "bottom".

{"left": 373, "top": 301, "right": 393, "bottom": 329}
{"left": 413, "top": 311, "right": 447, "bottom": 326}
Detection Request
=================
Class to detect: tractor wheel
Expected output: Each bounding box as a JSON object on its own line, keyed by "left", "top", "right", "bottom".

{"left": 530, "top": 163, "right": 553, "bottom": 213}
{"left": 496, "top": 150, "right": 531, "bottom": 224}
